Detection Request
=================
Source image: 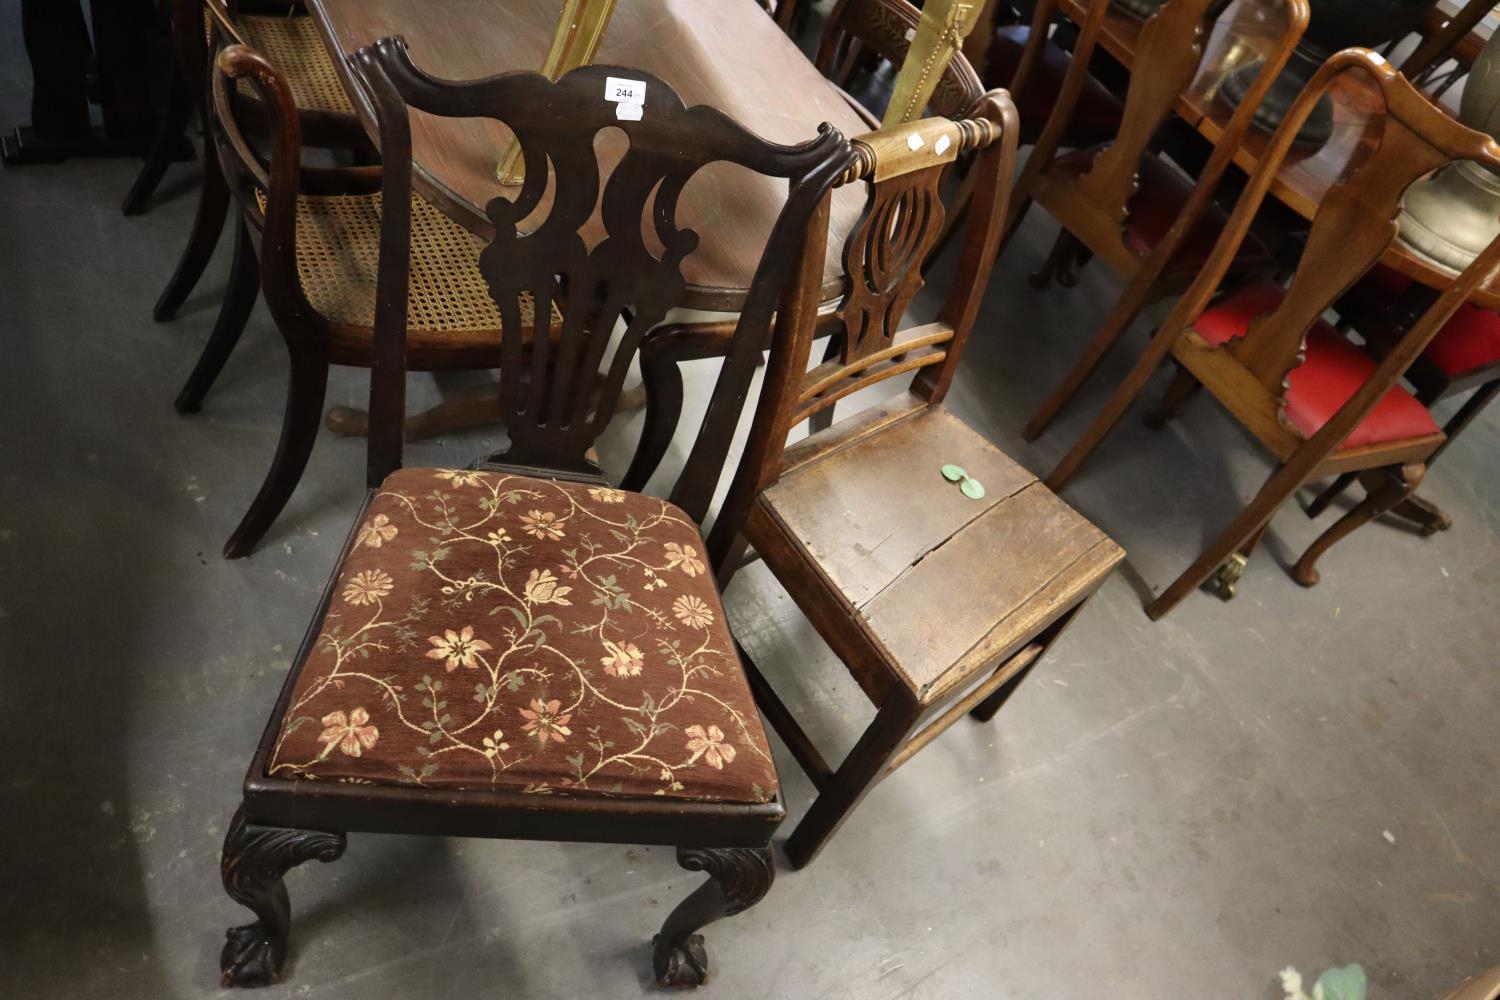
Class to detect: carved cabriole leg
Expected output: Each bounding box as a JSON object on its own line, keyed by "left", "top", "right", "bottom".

{"left": 652, "top": 846, "right": 775, "bottom": 988}
{"left": 219, "top": 804, "right": 346, "bottom": 988}
{"left": 1293, "top": 463, "right": 1425, "bottom": 587}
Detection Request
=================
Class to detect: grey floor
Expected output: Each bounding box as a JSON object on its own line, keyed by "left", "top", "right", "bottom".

{"left": 5, "top": 13, "right": 1500, "bottom": 1000}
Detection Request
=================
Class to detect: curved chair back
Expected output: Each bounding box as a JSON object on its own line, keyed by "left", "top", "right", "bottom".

{"left": 351, "top": 37, "right": 854, "bottom": 521}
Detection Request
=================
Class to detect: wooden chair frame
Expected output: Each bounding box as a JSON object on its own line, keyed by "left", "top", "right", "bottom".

{"left": 216, "top": 36, "right": 855, "bottom": 988}
{"left": 699, "top": 96, "right": 1109, "bottom": 870}
{"left": 1043, "top": 48, "right": 1500, "bottom": 619}
{"left": 619, "top": 0, "right": 986, "bottom": 495}
{"left": 1009, "top": 0, "right": 1309, "bottom": 441}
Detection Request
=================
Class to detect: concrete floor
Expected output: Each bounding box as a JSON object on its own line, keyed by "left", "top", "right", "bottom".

{"left": 5, "top": 12, "right": 1500, "bottom": 1000}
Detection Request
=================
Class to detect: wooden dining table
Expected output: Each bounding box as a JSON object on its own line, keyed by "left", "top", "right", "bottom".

{"left": 306, "top": 0, "right": 873, "bottom": 312}
{"left": 1058, "top": 0, "right": 1500, "bottom": 309}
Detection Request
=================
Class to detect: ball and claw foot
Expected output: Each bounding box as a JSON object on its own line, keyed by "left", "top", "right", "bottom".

{"left": 653, "top": 932, "right": 710, "bottom": 987}
{"left": 1211, "top": 553, "right": 1248, "bottom": 601}
{"left": 220, "top": 923, "right": 284, "bottom": 988}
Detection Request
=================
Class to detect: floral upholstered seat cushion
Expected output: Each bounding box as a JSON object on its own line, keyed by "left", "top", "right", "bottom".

{"left": 266, "top": 468, "right": 777, "bottom": 804}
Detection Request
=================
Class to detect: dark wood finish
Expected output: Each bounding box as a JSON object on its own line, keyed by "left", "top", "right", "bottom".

{"left": 652, "top": 846, "right": 775, "bottom": 987}
{"left": 308, "top": 0, "right": 871, "bottom": 312}
{"left": 218, "top": 39, "right": 855, "bottom": 988}
{"left": 143, "top": 1, "right": 369, "bottom": 321}
{"left": 1043, "top": 48, "right": 1500, "bottom": 617}
{"left": 705, "top": 96, "right": 1124, "bottom": 867}
{"left": 219, "top": 804, "right": 346, "bottom": 987}
{"left": 815, "top": 0, "right": 987, "bottom": 119}
{"left": 1012, "top": 0, "right": 1309, "bottom": 441}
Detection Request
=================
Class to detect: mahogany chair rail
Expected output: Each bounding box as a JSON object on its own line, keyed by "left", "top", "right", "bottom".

{"left": 215, "top": 36, "right": 855, "bottom": 988}
{"left": 1042, "top": 47, "right": 1500, "bottom": 618}
{"left": 1009, "top": 0, "right": 1309, "bottom": 442}
{"left": 704, "top": 94, "right": 1124, "bottom": 868}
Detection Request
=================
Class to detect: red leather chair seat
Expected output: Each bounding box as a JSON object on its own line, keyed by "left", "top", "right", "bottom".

{"left": 1344, "top": 264, "right": 1500, "bottom": 378}
{"left": 1050, "top": 147, "right": 1271, "bottom": 270}
{"left": 1426, "top": 305, "right": 1500, "bottom": 377}
{"left": 986, "top": 26, "right": 1122, "bottom": 147}
{"left": 1193, "top": 282, "right": 1441, "bottom": 450}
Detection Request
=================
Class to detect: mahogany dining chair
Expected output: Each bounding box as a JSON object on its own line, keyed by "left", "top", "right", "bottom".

{"left": 213, "top": 36, "right": 854, "bottom": 988}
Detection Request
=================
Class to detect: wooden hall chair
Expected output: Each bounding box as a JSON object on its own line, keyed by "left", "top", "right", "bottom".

{"left": 707, "top": 96, "right": 1124, "bottom": 868}
{"left": 188, "top": 33, "right": 565, "bottom": 558}
{"left": 1008, "top": 0, "right": 1308, "bottom": 442}
{"left": 1040, "top": 48, "right": 1500, "bottom": 619}
{"left": 213, "top": 39, "right": 854, "bottom": 989}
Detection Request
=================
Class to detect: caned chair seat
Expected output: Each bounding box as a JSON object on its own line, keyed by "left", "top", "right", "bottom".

{"left": 238, "top": 14, "right": 356, "bottom": 115}
{"left": 258, "top": 190, "right": 562, "bottom": 360}
{"left": 266, "top": 467, "right": 778, "bottom": 804}
{"left": 745, "top": 403, "right": 1122, "bottom": 705}
{"left": 1194, "top": 282, "right": 1442, "bottom": 450}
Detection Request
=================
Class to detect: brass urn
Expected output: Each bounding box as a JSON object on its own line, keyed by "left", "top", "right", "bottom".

{"left": 1395, "top": 32, "right": 1500, "bottom": 272}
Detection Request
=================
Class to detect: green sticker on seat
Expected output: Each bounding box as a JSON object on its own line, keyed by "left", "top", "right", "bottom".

{"left": 941, "top": 464, "right": 966, "bottom": 482}
{"left": 960, "top": 477, "right": 985, "bottom": 500}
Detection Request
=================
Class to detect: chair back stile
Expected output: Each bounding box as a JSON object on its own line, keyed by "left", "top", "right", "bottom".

{"left": 1159, "top": 49, "right": 1500, "bottom": 451}
{"left": 351, "top": 37, "right": 853, "bottom": 523}
{"left": 708, "top": 91, "right": 1019, "bottom": 565}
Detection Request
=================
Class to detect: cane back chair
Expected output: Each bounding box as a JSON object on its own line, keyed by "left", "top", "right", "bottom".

{"left": 1010, "top": 0, "right": 1308, "bottom": 441}
{"left": 134, "top": 0, "right": 368, "bottom": 331}
{"left": 191, "top": 32, "right": 568, "bottom": 558}
{"left": 707, "top": 93, "right": 1124, "bottom": 868}
{"left": 1042, "top": 47, "right": 1500, "bottom": 619}
{"left": 214, "top": 37, "right": 853, "bottom": 988}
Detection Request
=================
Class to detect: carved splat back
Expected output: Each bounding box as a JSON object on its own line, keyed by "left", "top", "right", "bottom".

{"left": 722, "top": 92, "right": 1019, "bottom": 510}
{"left": 1163, "top": 49, "right": 1500, "bottom": 440}
{"left": 352, "top": 38, "right": 852, "bottom": 522}
{"left": 815, "top": 0, "right": 985, "bottom": 118}
{"left": 1014, "top": 0, "right": 1304, "bottom": 257}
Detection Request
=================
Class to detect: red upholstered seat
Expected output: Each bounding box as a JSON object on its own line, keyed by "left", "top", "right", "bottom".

{"left": 265, "top": 468, "right": 778, "bottom": 804}
{"left": 986, "top": 26, "right": 1122, "bottom": 147}
{"left": 1050, "top": 146, "right": 1270, "bottom": 270}
{"left": 1193, "top": 282, "right": 1442, "bottom": 450}
{"left": 1343, "top": 264, "right": 1500, "bottom": 378}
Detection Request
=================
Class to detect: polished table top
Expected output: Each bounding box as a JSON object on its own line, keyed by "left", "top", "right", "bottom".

{"left": 1058, "top": 0, "right": 1500, "bottom": 309}
{"left": 306, "top": 0, "right": 872, "bottom": 310}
